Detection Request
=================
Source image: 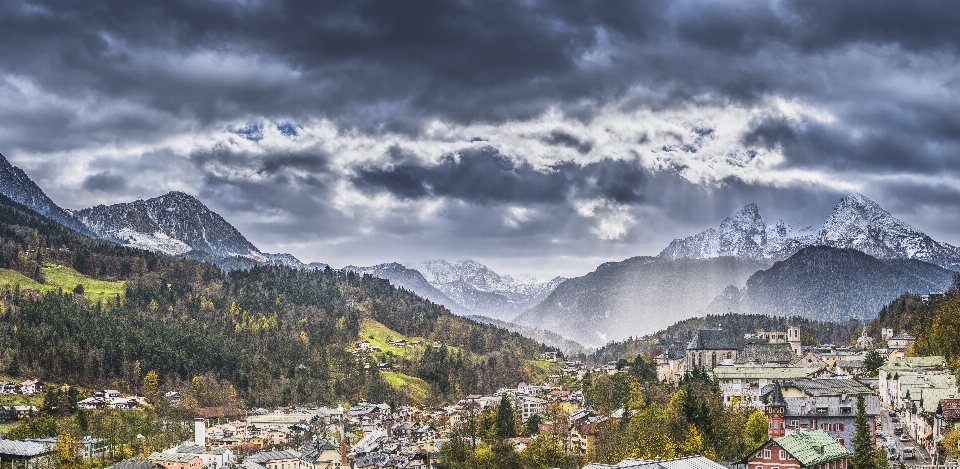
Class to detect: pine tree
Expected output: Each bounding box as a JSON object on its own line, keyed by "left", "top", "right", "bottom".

{"left": 496, "top": 394, "right": 517, "bottom": 439}
{"left": 851, "top": 394, "right": 877, "bottom": 469}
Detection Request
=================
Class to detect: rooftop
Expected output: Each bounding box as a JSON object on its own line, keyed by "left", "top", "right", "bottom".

{"left": 774, "top": 430, "right": 852, "bottom": 466}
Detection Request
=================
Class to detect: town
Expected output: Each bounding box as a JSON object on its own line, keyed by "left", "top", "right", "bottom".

{"left": 0, "top": 325, "right": 953, "bottom": 469}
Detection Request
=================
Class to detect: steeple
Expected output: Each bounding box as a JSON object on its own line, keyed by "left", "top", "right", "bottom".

{"left": 766, "top": 381, "right": 787, "bottom": 438}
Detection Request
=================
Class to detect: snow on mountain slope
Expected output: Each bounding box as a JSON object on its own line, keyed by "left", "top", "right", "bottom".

{"left": 75, "top": 191, "right": 266, "bottom": 261}
{"left": 816, "top": 194, "right": 960, "bottom": 268}
{"left": 0, "top": 152, "right": 96, "bottom": 236}
{"left": 414, "top": 260, "right": 565, "bottom": 321}
{"left": 659, "top": 194, "right": 960, "bottom": 269}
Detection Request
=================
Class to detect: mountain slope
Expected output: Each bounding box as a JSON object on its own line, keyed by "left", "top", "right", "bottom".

{"left": 414, "top": 260, "right": 565, "bottom": 321}
{"left": 0, "top": 152, "right": 96, "bottom": 237}
{"left": 75, "top": 191, "right": 267, "bottom": 261}
{"left": 708, "top": 246, "right": 955, "bottom": 322}
{"left": 659, "top": 194, "right": 960, "bottom": 269}
{"left": 513, "top": 256, "right": 768, "bottom": 347}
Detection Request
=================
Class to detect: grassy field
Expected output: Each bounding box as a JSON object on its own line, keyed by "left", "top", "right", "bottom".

{"left": 526, "top": 359, "right": 561, "bottom": 383}
{"left": 358, "top": 318, "right": 431, "bottom": 358}
{"left": 0, "top": 265, "right": 125, "bottom": 303}
{"left": 381, "top": 371, "right": 431, "bottom": 403}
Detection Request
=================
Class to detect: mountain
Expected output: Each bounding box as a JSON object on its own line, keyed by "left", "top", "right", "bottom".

{"left": 513, "top": 256, "right": 768, "bottom": 347}
{"left": 0, "top": 152, "right": 96, "bottom": 237}
{"left": 413, "top": 260, "right": 565, "bottom": 321}
{"left": 264, "top": 252, "right": 328, "bottom": 270}
{"left": 344, "top": 263, "right": 468, "bottom": 315}
{"left": 467, "top": 315, "right": 585, "bottom": 352}
{"left": 75, "top": 191, "right": 267, "bottom": 262}
{"left": 0, "top": 189, "right": 549, "bottom": 405}
{"left": 660, "top": 194, "right": 960, "bottom": 269}
{"left": 708, "top": 246, "right": 955, "bottom": 322}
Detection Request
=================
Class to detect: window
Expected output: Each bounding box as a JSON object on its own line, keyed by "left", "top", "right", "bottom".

{"left": 764, "top": 450, "right": 772, "bottom": 459}
{"left": 791, "top": 420, "right": 799, "bottom": 428}
{"left": 780, "top": 450, "right": 786, "bottom": 459}
{"left": 816, "top": 407, "right": 828, "bottom": 414}
{"left": 836, "top": 437, "right": 844, "bottom": 445}
{"left": 837, "top": 423, "right": 844, "bottom": 431}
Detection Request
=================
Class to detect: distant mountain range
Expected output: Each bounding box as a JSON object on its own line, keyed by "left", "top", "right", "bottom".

{"left": 518, "top": 194, "right": 960, "bottom": 347}
{"left": 3, "top": 150, "right": 958, "bottom": 350}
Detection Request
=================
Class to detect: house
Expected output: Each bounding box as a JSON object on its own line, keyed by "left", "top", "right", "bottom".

{"left": 739, "top": 343, "right": 799, "bottom": 365}
{"left": 583, "top": 454, "right": 730, "bottom": 469}
{"left": 655, "top": 349, "right": 685, "bottom": 383}
{"left": 833, "top": 359, "right": 866, "bottom": 378}
{"left": 299, "top": 439, "right": 346, "bottom": 469}
{"left": 744, "top": 430, "right": 851, "bottom": 469}
{"left": 765, "top": 387, "right": 879, "bottom": 450}
{"left": 147, "top": 452, "right": 204, "bottom": 469}
{"left": 18, "top": 380, "right": 43, "bottom": 395}
{"left": 685, "top": 329, "right": 742, "bottom": 371}
{"left": 887, "top": 333, "right": 916, "bottom": 352}
{"left": 0, "top": 439, "right": 56, "bottom": 468}
{"left": 111, "top": 460, "right": 165, "bottom": 469}
{"left": 164, "top": 444, "right": 234, "bottom": 469}
{"left": 24, "top": 436, "right": 109, "bottom": 460}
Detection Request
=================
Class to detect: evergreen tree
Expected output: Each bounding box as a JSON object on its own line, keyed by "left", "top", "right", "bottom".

{"left": 496, "top": 394, "right": 517, "bottom": 439}
{"left": 851, "top": 395, "right": 877, "bottom": 469}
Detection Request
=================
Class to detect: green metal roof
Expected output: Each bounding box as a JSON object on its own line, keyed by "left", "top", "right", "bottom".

{"left": 881, "top": 356, "right": 945, "bottom": 372}
{"left": 148, "top": 452, "right": 197, "bottom": 463}
{"left": 712, "top": 366, "right": 821, "bottom": 380}
{"left": 774, "top": 430, "right": 852, "bottom": 466}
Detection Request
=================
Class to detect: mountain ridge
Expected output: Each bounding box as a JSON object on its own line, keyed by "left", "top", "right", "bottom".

{"left": 0, "top": 153, "right": 97, "bottom": 237}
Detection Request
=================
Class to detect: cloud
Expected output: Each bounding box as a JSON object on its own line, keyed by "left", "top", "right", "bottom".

{"left": 81, "top": 171, "right": 126, "bottom": 192}
{"left": 0, "top": 0, "right": 959, "bottom": 275}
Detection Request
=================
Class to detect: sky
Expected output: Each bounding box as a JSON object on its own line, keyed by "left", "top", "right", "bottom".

{"left": 2, "top": 0, "right": 960, "bottom": 278}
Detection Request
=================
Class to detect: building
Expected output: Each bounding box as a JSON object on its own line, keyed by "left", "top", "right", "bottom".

{"left": 583, "top": 454, "right": 730, "bottom": 469}
{"left": 148, "top": 452, "right": 204, "bottom": 469}
{"left": 761, "top": 381, "right": 878, "bottom": 450}
{"left": 712, "top": 366, "right": 822, "bottom": 408}
{"left": 0, "top": 440, "right": 56, "bottom": 469}
{"left": 744, "top": 430, "right": 851, "bottom": 469}
{"left": 243, "top": 450, "right": 301, "bottom": 469}
{"left": 655, "top": 350, "right": 685, "bottom": 383}
{"left": 887, "top": 334, "right": 916, "bottom": 352}
{"left": 519, "top": 397, "right": 546, "bottom": 422}
{"left": 685, "top": 329, "right": 741, "bottom": 371}
{"left": 299, "top": 439, "right": 346, "bottom": 469}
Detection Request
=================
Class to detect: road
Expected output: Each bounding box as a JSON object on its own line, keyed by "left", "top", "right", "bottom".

{"left": 877, "top": 408, "right": 932, "bottom": 466}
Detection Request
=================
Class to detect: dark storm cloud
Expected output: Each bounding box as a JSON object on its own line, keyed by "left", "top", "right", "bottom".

{"left": 80, "top": 171, "right": 126, "bottom": 192}
{"left": 3, "top": 0, "right": 958, "bottom": 141}
{"left": 541, "top": 130, "right": 594, "bottom": 155}
{"left": 353, "top": 147, "right": 648, "bottom": 204}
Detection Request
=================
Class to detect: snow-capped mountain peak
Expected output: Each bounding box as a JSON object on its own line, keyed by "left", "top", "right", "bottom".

{"left": 659, "top": 193, "right": 960, "bottom": 269}
{"left": 75, "top": 191, "right": 267, "bottom": 261}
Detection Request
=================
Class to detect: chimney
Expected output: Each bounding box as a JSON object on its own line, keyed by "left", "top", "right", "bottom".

{"left": 340, "top": 434, "right": 348, "bottom": 467}
{"left": 194, "top": 418, "right": 205, "bottom": 447}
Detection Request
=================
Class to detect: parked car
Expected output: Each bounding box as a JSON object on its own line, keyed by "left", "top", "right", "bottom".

{"left": 902, "top": 448, "right": 915, "bottom": 460}
{"left": 889, "top": 411, "right": 897, "bottom": 417}
{"left": 894, "top": 426, "right": 904, "bottom": 435}
{"left": 946, "top": 460, "right": 958, "bottom": 468}
{"left": 888, "top": 448, "right": 899, "bottom": 460}
{"left": 899, "top": 434, "right": 911, "bottom": 442}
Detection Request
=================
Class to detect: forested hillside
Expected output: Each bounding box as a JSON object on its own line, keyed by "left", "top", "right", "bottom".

{"left": 0, "top": 193, "right": 547, "bottom": 407}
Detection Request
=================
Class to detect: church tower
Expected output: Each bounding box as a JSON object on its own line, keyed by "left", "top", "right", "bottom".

{"left": 765, "top": 381, "right": 787, "bottom": 438}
